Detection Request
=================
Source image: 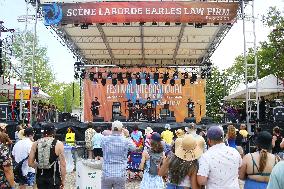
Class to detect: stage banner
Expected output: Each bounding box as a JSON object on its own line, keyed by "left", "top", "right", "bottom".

{"left": 14, "top": 89, "right": 31, "bottom": 100}
{"left": 42, "top": 2, "right": 239, "bottom": 25}
{"left": 84, "top": 77, "right": 206, "bottom": 123}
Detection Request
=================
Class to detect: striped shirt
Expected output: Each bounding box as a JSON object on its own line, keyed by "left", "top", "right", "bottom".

{"left": 101, "top": 133, "right": 136, "bottom": 178}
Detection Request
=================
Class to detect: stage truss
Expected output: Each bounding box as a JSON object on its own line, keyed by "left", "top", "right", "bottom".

{"left": 47, "top": 0, "right": 242, "bottom": 67}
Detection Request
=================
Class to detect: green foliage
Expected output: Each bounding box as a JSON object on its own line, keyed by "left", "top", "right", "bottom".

{"left": 11, "top": 30, "right": 55, "bottom": 90}
{"left": 48, "top": 82, "right": 80, "bottom": 112}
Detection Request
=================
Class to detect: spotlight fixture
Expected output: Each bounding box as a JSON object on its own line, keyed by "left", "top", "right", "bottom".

{"left": 154, "top": 73, "right": 159, "bottom": 84}
{"left": 181, "top": 79, "right": 186, "bottom": 86}
{"left": 152, "top": 22, "right": 157, "bottom": 25}
{"left": 136, "top": 78, "right": 141, "bottom": 85}
{"left": 165, "top": 22, "right": 170, "bottom": 26}
{"left": 112, "top": 78, "right": 117, "bottom": 86}
{"left": 117, "top": 72, "right": 123, "bottom": 81}
{"left": 201, "top": 69, "right": 207, "bottom": 79}
{"left": 101, "top": 78, "right": 106, "bottom": 86}
{"left": 74, "top": 73, "right": 79, "bottom": 79}
{"left": 126, "top": 72, "right": 132, "bottom": 84}
{"left": 195, "top": 23, "right": 203, "bottom": 28}
{"left": 190, "top": 73, "right": 197, "bottom": 84}
{"left": 81, "top": 23, "right": 89, "bottom": 29}
{"left": 170, "top": 78, "right": 175, "bottom": 86}
{"left": 162, "top": 72, "right": 169, "bottom": 84}
{"left": 183, "top": 72, "right": 189, "bottom": 79}
{"left": 107, "top": 71, "right": 112, "bottom": 79}
{"left": 173, "top": 71, "right": 179, "bottom": 79}
{"left": 89, "top": 72, "right": 95, "bottom": 81}
{"left": 98, "top": 72, "right": 102, "bottom": 79}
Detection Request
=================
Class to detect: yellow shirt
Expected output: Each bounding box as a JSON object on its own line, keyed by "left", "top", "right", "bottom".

{"left": 161, "top": 130, "right": 174, "bottom": 145}
{"left": 239, "top": 130, "right": 249, "bottom": 138}
{"left": 66, "top": 132, "right": 75, "bottom": 146}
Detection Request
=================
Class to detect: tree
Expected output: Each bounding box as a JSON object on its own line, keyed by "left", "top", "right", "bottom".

{"left": 48, "top": 82, "right": 80, "bottom": 112}
{"left": 11, "top": 30, "right": 55, "bottom": 90}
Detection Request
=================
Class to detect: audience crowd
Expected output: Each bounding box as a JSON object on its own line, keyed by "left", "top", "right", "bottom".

{"left": 0, "top": 121, "right": 284, "bottom": 189}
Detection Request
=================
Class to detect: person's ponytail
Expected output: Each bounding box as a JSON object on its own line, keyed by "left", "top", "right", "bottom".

{"left": 259, "top": 149, "right": 268, "bottom": 173}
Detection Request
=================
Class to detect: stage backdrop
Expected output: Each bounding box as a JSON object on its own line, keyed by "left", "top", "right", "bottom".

{"left": 84, "top": 73, "right": 206, "bottom": 123}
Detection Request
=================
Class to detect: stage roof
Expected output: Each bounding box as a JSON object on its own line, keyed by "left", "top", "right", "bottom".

{"left": 47, "top": 0, "right": 241, "bottom": 67}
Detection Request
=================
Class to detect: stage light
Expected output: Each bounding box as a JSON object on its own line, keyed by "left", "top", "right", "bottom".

{"left": 162, "top": 72, "right": 169, "bottom": 84}
{"left": 126, "top": 72, "right": 132, "bottom": 84}
{"left": 112, "top": 78, "right": 117, "bottom": 86}
{"left": 74, "top": 73, "right": 79, "bottom": 79}
{"left": 154, "top": 73, "right": 159, "bottom": 84}
{"left": 152, "top": 22, "right": 157, "bottom": 25}
{"left": 139, "top": 22, "right": 145, "bottom": 25}
{"left": 190, "top": 73, "right": 197, "bottom": 84}
{"left": 173, "top": 71, "right": 179, "bottom": 79}
{"left": 81, "top": 23, "right": 89, "bottom": 29}
{"left": 124, "top": 23, "right": 130, "bottom": 25}
{"left": 165, "top": 22, "right": 170, "bottom": 26}
{"left": 80, "top": 70, "right": 86, "bottom": 79}
{"left": 195, "top": 23, "right": 203, "bottom": 28}
{"left": 175, "top": 22, "right": 181, "bottom": 25}
{"left": 107, "top": 71, "right": 112, "bottom": 79}
{"left": 181, "top": 79, "right": 186, "bottom": 86}
{"left": 170, "top": 78, "right": 175, "bottom": 86}
{"left": 201, "top": 69, "right": 206, "bottom": 79}
{"left": 136, "top": 78, "right": 141, "bottom": 85}
{"left": 98, "top": 72, "right": 102, "bottom": 79}
{"left": 183, "top": 72, "right": 189, "bottom": 79}
{"left": 136, "top": 72, "right": 141, "bottom": 79}
{"left": 101, "top": 78, "right": 106, "bottom": 86}
{"left": 89, "top": 72, "right": 94, "bottom": 81}
{"left": 112, "top": 23, "right": 118, "bottom": 25}
{"left": 117, "top": 72, "right": 123, "bottom": 81}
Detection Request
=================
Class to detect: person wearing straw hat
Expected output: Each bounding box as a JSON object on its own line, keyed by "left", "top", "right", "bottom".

{"left": 159, "top": 134, "right": 203, "bottom": 189}
{"left": 197, "top": 126, "right": 242, "bottom": 189}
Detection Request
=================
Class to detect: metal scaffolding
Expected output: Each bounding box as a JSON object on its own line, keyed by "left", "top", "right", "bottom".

{"left": 241, "top": 0, "right": 259, "bottom": 131}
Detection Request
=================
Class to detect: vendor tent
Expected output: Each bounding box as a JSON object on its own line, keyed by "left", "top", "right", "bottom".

{"left": 224, "top": 75, "right": 284, "bottom": 101}
{"left": 0, "top": 77, "right": 51, "bottom": 99}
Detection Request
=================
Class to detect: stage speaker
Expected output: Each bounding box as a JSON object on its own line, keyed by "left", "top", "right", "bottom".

{"left": 273, "top": 107, "right": 284, "bottom": 122}
{"left": 166, "top": 117, "right": 176, "bottom": 123}
{"left": 93, "top": 117, "right": 105, "bottom": 122}
{"left": 184, "top": 117, "right": 196, "bottom": 123}
{"left": 59, "top": 113, "right": 71, "bottom": 122}
{"left": 113, "top": 116, "right": 127, "bottom": 122}
{"left": 200, "top": 117, "right": 213, "bottom": 125}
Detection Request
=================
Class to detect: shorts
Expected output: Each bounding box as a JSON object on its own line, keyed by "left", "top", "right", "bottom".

{"left": 93, "top": 148, "right": 103, "bottom": 157}
{"left": 19, "top": 172, "right": 35, "bottom": 186}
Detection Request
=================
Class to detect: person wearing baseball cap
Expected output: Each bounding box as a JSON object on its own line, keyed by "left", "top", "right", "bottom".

{"left": 197, "top": 126, "right": 242, "bottom": 189}
{"left": 101, "top": 121, "right": 137, "bottom": 188}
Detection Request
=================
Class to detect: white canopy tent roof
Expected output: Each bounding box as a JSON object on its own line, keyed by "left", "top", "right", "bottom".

{"left": 0, "top": 77, "right": 51, "bottom": 99}
{"left": 224, "top": 75, "right": 284, "bottom": 101}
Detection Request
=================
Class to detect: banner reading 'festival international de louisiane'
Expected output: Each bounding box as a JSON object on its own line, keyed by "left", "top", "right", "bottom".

{"left": 84, "top": 78, "right": 206, "bottom": 123}
{"left": 43, "top": 2, "right": 239, "bottom": 25}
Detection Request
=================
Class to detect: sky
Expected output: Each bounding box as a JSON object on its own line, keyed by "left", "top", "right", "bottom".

{"left": 0, "top": 0, "right": 284, "bottom": 83}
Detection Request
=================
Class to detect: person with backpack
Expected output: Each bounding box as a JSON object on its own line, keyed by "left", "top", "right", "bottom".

{"left": 12, "top": 127, "right": 35, "bottom": 189}
{"left": 28, "top": 124, "right": 66, "bottom": 189}
{"left": 139, "top": 132, "right": 164, "bottom": 189}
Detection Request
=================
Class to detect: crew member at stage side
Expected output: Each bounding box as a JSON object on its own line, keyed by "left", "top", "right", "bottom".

{"left": 187, "top": 98, "right": 195, "bottom": 118}
{"left": 145, "top": 97, "right": 154, "bottom": 121}
{"left": 91, "top": 97, "right": 101, "bottom": 119}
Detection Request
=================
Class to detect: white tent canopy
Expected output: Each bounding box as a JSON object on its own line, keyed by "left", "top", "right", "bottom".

{"left": 224, "top": 74, "right": 284, "bottom": 101}
{"left": 0, "top": 77, "right": 51, "bottom": 99}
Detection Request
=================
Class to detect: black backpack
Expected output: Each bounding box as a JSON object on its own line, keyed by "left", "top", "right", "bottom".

{"left": 13, "top": 156, "right": 29, "bottom": 183}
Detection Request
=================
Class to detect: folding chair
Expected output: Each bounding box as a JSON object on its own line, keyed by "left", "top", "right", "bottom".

{"left": 127, "top": 152, "right": 143, "bottom": 180}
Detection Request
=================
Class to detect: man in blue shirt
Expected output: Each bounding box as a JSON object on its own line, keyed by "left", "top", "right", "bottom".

{"left": 101, "top": 121, "right": 136, "bottom": 189}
